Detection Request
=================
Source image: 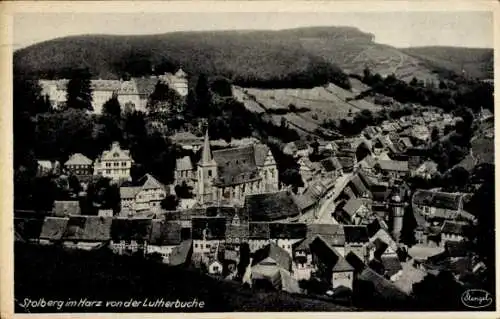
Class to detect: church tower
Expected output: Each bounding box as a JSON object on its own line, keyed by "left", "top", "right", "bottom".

{"left": 389, "top": 194, "right": 405, "bottom": 242}
{"left": 197, "top": 129, "right": 217, "bottom": 205}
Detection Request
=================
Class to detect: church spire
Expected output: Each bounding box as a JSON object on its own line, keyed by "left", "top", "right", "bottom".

{"left": 201, "top": 129, "right": 212, "bottom": 164}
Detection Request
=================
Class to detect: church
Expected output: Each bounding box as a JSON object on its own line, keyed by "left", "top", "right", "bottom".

{"left": 195, "top": 130, "right": 280, "bottom": 206}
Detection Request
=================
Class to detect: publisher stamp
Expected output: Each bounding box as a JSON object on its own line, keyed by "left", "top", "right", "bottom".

{"left": 461, "top": 290, "right": 493, "bottom": 309}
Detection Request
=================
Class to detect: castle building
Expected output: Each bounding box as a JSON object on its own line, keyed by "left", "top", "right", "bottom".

{"left": 196, "top": 130, "right": 279, "bottom": 206}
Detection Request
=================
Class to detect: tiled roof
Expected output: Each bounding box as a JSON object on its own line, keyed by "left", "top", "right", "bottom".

{"left": 191, "top": 217, "right": 226, "bottom": 240}
{"left": 344, "top": 225, "right": 369, "bottom": 244}
{"left": 249, "top": 222, "right": 270, "bottom": 239}
{"left": 342, "top": 198, "right": 366, "bottom": 217}
{"left": 149, "top": 219, "right": 182, "bottom": 245}
{"left": 245, "top": 191, "right": 301, "bottom": 222}
{"left": 138, "top": 173, "right": 164, "bottom": 190}
{"left": 52, "top": 201, "right": 81, "bottom": 217}
{"left": 381, "top": 255, "right": 403, "bottom": 277}
{"left": 378, "top": 160, "right": 409, "bottom": 172}
{"left": 176, "top": 156, "right": 193, "bottom": 171}
{"left": 296, "top": 224, "right": 345, "bottom": 250}
{"left": 212, "top": 145, "right": 261, "bottom": 186}
{"left": 349, "top": 175, "right": 371, "bottom": 197}
{"left": 63, "top": 216, "right": 112, "bottom": 242}
{"left": 269, "top": 222, "right": 307, "bottom": 239}
{"left": 170, "top": 239, "right": 193, "bottom": 266}
{"left": 118, "top": 80, "right": 138, "bottom": 95}
{"left": 120, "top": 186, "right": 141, "bottom": 199}
{"left": 345, "top": 252, "right": 409, "bottom": 301}
{"left": 40, "top": 217, "right": 69, "bottom": 240}
{"left": 310, "top": 236, "right": 354, "bottom": 272}
{"left": 110, "top": 217, "right": 153, "bottom": 241}
{"left": 253, "top": 144, "right": 271, "bottom": 166}
{"left": 91, "top": 80, "right": 121, "bottom": 91}
{"left": 412, "top": 190, "right": 462, "bottom": 210}
{"left": 65, "top": 153, "right": 92, "bottom": 166}
{"left": 252, "top": 242, "right": 292, "bottom": 271}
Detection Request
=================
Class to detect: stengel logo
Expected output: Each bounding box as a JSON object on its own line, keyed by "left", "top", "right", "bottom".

{"left": 461, "top": 289, "right": 493, "bottom": 309}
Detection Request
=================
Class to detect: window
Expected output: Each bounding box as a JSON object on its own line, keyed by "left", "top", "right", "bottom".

{"left": 113, "top": 152, "right": 119, "bottom": 158}
{"left": 114, "top": 162, "right": 119, "bottom": 167}
{"left": 194, "top": 243, "right": 198, "bottom": 248}
{"left": 208, "top": 170, "right": 212, "bottom": 177}
{"left": 122, "top": 162, "right": 127, "bottom": 167}
{"left": 213, "top": 266, "right": 219, "bottom": 272}
{"left": 106, "top": 163, "right": 111, "bottom": 167}
{"left": 206, "top": 244, "right": 211, "bottom": 249}
{"left": 106, "top": 169, "right": 111, "bottom": 174}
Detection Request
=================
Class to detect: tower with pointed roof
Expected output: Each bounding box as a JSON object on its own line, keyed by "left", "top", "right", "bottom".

{"left": 197, "top": 129, "right": 217, "bottom": 205}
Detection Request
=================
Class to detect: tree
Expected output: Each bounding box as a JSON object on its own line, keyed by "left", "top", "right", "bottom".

{"left": 68, "top": 175, "right": 82, "bottom": 195}
{"left": 175, "top": 182, "right": 194, "bottom": 199}
{"left": 431, "top": 127, "right": 440, "bottom": 142}
{"left": 161, "top": 194, "right": 179, "bottom": 210}
{"left": 211, "top": 76, "right": 233, "bottom": 97}
{"left": 102, "top": 93, "right": 122, "bottom": 120}
{"left": 195, "top": 73, "right": 212, "bottom": 118}
{"left": 66, "top": 69, "right": 93, "bottom": 111}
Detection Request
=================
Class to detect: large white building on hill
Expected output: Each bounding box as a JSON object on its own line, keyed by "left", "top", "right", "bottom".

{"left": 38, "top": 68, "right": 189, "bottom": 113}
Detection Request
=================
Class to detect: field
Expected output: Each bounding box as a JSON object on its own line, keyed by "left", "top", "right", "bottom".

{"left": 233, "top": 82, "right": 382, "bottom": 136}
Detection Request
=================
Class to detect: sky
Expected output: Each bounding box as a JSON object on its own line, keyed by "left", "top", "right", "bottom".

{"left": 13, "top": 11, "right": 494, "bottom": 50}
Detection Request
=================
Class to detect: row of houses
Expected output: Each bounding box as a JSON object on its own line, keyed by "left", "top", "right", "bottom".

{"left": 37, "top": 142, "right": 134, "bottom": 182}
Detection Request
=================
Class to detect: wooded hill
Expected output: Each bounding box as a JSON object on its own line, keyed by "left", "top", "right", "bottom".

{"left": 14, "top": 27, "right": 493, "bottom": 88}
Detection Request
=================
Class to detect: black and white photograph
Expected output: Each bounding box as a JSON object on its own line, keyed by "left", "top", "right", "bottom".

{"left": 6, "top": 1, "right": 496, "bottom": 315}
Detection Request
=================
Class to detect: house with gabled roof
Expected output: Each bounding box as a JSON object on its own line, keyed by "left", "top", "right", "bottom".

{"left": 62, "top": 215, "right": 113, "bottom": 250}
{"left": 120, "top": 173, "right": 167, "bottom": 213}
{"left": 110, "top": 217, "right": 153, "bottom": 255}
{"left": 310, "top": 236, "right": 355, "bottom": 290}
{"left": 375, "top": 160, "right": 409, "bottom": 179}
{"left": 269, "top": 222, "right": 307, "bottom": 257}
{"left": 293, "top": 224, "right": 346, "bottom": 281}
{"left": 412, "top": 189, "right": 473, "bottom": 223}
{"left": 64, "top": 153, "right": 93, "bottom": 177}
{"left": 191, "top": 216, "right": 226, "bottom": 255}
{"left": 250, "top": 242, "right": 301, "bottom": 293}
{"left": 344, "top": 225, "right": 370, "bottom": 263}
{"left": 175, "top": 156, "right": 195, "bottom": 186}
{"left": 146, "top": 219, "right": 182, "bottom": 263}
